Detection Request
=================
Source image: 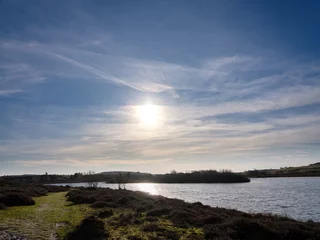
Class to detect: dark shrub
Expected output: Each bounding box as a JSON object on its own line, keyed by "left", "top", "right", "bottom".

{"left": 157, "top": 228, "right": 180, "bottom": 240}
{"left": 19, "top": 186, "right": 48, "bottom": 197}
{"left": 92, "top": 201, "right": 118, "bottom": 209}
{"left": 97, "top": 209, "right": 113, "bottom": 218}
{"left": 65, "top": 216, "right": 107, "bottom": 240}
{"left": 127, "top": 235, "right": 143, "bottom": 240}
{"left": 142, "top": 223, "right": 161, "bottom": 232}
{"left": 109, "top": 213, "right": 135, "bottom": 227}
{"left": 66, "top": 191, "right": 96, "bottom": 204}
{"left": 203, "top": 224, "right": 232, "bottom": 240}
{"left": 145, "top": 216, "right": 158, "bottom": 222}
{"left": 44, "top": 185, "right": 70, "bottom": 193}
{"left": 0, "top": 203, "right": 8, "bottom": 210}
{"left": 132, "top": 219, "right": 142, "bottom": 225}
{"left": 229, "top": 219, "right": 280, "bottom": 240}
{"left": 169, "top": 209, "right": 196, "bottom": 227}
{"left": 200, "top": 215, "right": 223, "bottom": 225}
{"left": 0, "top": 193, "right": 35, "bottom": 206}
{"left": 146, "top": 208, "right": 171, "bottom": 217}
{"left": 103, "top": 202, "right": 118, "bottom": 208}
{"left": 119, "top": 213, "right": 134, "bottom": 222}
{"left": 135, "top": 206, "right": 147, "bottom": 213}
{"left": 117, "top": 197, "right": 130, "bottom": 205}
{"left": 92, "top": 201, "right": 109, "bottom": 208}
{"left": 192, "top": 201, "right": 203, "bottom": 206}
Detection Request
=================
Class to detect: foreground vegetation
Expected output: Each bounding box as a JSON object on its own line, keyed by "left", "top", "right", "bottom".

{"left": 0, "top": 180, "right": 69, "bottom": 209}
{"left": 0, "top": 192, "right": 92, "bottom": 239}
{"left": 245, "top": 162, "right": 320, "bottom": 178}
{"left": 1, "top": 181, "right": 320, "bottom": 239}
{"left": 64, "top": 188, "right": 320, "bottom": 240}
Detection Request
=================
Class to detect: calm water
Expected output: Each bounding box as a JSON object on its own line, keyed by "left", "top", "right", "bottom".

{"left": 52, "top": 177, "right": 320, "bottom": 222}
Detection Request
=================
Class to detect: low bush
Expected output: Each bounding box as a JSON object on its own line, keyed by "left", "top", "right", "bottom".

{"left": 0, "top": 193, "right": 35, "bottom": 206}
{"left": 65, "top": 188, "right": 320, "bottom": 240}
{"left": 65, "top": 216, "right": 107, "bottom": 240}
{"left": 0, "top": 202, "right": 8, "bottom": 210}
{"left": 91, "top": 201, "right": 109, "bottom": 208}
{"left": 127, "top": 235, "right": 143, "bottom": 240}
{"left": 92, "top": 201, "right": 118, "bottom": 209}
{"left": 145, "top": 216, "right": 158, "bottom": 222}
{"left": 146, "top": 207, "right": 171, "bottom": 217}
{"left": 97, "top": 209, "right": 113, "bottom": 218}
{"left": 43, "top": 185, "right": 70, "bottom": 193}
{"left": 142, "top": 223, "right": 161, "bottom": 232}
{"left": 0, "top": 182, "right": 70, "bottom": 209}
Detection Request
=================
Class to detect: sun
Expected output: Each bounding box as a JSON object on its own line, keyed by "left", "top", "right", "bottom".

{"left": 136, "top": 103, "right": 161, "bottom": 127}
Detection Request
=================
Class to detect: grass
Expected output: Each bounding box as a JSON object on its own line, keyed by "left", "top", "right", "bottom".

{"left": 0, "top": 192, "right": 93, "bottom": 240}
{"left": 0, "top": 190, "right": 204, "bottom": 240}
{"left": 102, "top": 208, "right": 204, "bottom": 239}
{"left": 0, "top": 189, "right": 204, "bottom": 240}
{"left": 65, "top": 188, "right": 320, "bottom": 240}
{"left": 1, "top": 187, "right": 320, "bottom": 239}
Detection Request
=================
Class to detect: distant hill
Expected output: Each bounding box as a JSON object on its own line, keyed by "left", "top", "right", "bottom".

{"left": 100, "top": 171, "right": 150, "bottom": 176}
{"left": 244, "top": 162, "right": 320, "bottom": 178}
{"left": 1, "top": 170, "right": 250, "bottom": 184}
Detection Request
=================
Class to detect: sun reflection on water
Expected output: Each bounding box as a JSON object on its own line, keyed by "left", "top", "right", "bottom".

{"left": 136, "top": 183, "right": 158, "bottom": 195}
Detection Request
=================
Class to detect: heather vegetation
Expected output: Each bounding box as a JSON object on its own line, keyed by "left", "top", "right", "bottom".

{"left": 1, "top": 181, "right": 320, "bottom": 239}
{"left": 0, "top": 181, "right": 69, "bottom": 209}
{"left": 64, "top": 188, "right": 320, "bottom": 240}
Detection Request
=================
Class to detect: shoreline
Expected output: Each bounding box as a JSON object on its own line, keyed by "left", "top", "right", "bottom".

{"left": 64, "top": 187, "right": 320, "bottom": 239}
{"left": 47, "top": 178, "right": 320, "bottom": 223}
{"left": 1, "top": 182, "right": 320, "bottom": 239}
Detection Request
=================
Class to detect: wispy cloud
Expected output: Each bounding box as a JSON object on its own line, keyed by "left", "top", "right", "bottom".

{"left": 0, "top": 89, "right": 22, "bottom": 96}
{"left": 13, "top": 158, "right": 171, "bottom": 167}
{"left": 1, "top": 24, "right": 320, "bottom": 173}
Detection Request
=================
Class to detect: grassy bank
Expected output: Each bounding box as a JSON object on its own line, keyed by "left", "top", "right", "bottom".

{"left": 1, "top": 186, "right": 320, "bottom": 239}
{"left": 0, "top": 192, "right": 92, "bottom": 239}
{"left": 65, "top": 188, "right": 320, "bottom": 240}
{"left": 0, "top": 191, "right": 202, "bottom": 240}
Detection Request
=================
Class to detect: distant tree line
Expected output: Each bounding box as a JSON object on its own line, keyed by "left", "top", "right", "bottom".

{"left": 104, "top": 170, "right": 250, "bottom": 184}
{"left": 151, "top": 170, "right": 249, "bottom": 183}
{"left": 0, "top": 169, "right": 250, "bottom": 184}
{"left": 244, "top": 162, "right": 320, "bottom": 178}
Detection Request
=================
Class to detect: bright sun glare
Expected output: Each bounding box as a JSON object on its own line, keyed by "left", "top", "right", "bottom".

{"left": 136, "top": 183, "right": 158, "bottom": 195}
{"left": 136, "top": 103, "right": 161, "bottom": 127}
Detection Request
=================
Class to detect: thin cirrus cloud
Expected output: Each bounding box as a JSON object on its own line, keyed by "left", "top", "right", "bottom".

{"left": 0, "top": 89, "right": 23, "bottom": 96}
{"left": 1, "top": 1, "right": 320, "bottom": 174}
{"left": 13, "top": 158, "right": 171, "bottom": 167}
{"left": 1, "top": 48, "right": 320, "bottom": 168}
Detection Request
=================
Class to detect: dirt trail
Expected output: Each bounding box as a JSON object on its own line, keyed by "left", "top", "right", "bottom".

{"left": 0, "top": 230, "right": 28, "bottom": 240}
{"left": 0, "top": 192, "right": 92, "bottom": 240}
{"left": 49, "top": 222, "right": 67, "bottom": 240}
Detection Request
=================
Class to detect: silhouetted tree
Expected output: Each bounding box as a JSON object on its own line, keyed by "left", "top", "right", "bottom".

{"left": 116, "top": 173, "right": 126, "bottom": 189}
{"left": 86, "top": 171, "right": 98, "bottom": 188}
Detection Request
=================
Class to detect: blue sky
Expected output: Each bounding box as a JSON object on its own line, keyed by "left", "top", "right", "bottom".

{"left": 1, "top": 0, "right": 320, "bottom": 175}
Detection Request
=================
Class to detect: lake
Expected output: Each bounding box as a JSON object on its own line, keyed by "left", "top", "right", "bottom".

{"left": 52, "top": 177, "right": 320, "bottom": 222}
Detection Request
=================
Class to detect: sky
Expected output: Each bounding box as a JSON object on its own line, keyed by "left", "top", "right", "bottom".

{"left": 1, "top": 0, "right": 320, "bottom": 175}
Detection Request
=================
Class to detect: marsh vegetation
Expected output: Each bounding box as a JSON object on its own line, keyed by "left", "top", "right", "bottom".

{"left": 1, "top": 181, "right": 320, "bottom": 240}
